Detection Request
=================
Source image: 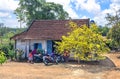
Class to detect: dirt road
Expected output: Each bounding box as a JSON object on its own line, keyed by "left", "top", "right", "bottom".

{"left": 0, "top": 53, "right": 120, "bottom": 79}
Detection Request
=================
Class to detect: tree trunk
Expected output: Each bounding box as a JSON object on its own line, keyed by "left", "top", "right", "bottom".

{"left": 77, "top": 57, "right": 80, "bottom": 64}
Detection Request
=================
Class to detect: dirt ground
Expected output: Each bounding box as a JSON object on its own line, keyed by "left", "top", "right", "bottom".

{"left": 0, "top": 53, "right": 120, "bottom": 79}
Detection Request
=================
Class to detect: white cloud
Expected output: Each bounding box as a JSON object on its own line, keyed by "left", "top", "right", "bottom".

{"left": 73, "top": 0, "right": 101, "bottom": 15}
{"left": 65, "top": 5, "right": 79, "bottom": 19}
{"left": 46, "top": 0, "right": 79, "bottom": 19}
{"left": 92, "top": 0, "right": 120, "bottom": 26}
{"left": 93, "top": 12, "right": 107, "bottom": 26}
{"left": 0, "top": 12, "right": 9, "bottom": 17}
{"left": 93, "top": 8, "right": 113, "bottom": 26}
{"left": 0, "top": 0, "right": 19, "bottom": 11}
{"left": 110, "top": 0, "right": 120, "bottom": 11}
{"left": 0, "top": 0, "right": 19, "bottom": 27}
{"left": 81, "top": 16, "right": 89, "bottom": 19}
{"left": 3, "top": 18, "right": 19, "bottom": 28}
{"left": 111, "top": 0, "right": 120, "bottom": 3}
{"left": 99, "top": 0, "right": 110, "bottom": 3}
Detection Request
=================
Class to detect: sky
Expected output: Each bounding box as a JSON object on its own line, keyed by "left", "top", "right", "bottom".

{"left": 0, "top": 0, "right": 120, "bottom": 28}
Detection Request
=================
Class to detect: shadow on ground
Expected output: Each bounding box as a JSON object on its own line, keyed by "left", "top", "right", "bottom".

{"left": 63, "top": 56, "right": 116, "bottom": 73}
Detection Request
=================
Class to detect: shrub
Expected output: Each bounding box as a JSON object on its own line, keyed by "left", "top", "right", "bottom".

{"left": 15, "top": 49, "right": 24, "bottom": 61}
{"left": 0, "top": 45, "right": 9, "bottom": 58}
{"left": 0, "top": 51, "right": 7, "bottom": 65}
{"left": 9, "top": 43, "right": 14, "bottom": 50}
{"left": 8, "top": 50, "right": 15, "bottom": 61}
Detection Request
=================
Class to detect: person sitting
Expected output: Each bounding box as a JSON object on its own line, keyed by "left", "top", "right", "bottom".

{"left": 63, "top": 49, "right": 70, "bottom": 62}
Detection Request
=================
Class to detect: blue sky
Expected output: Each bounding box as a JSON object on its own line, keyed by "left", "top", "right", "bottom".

{"left": 0, "top": 0, "right": 120, "bottom": 28}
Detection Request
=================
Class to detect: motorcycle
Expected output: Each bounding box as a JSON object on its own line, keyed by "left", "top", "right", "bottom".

{"left": 33, "top": 54, "right": 43, "bottom": 63}
{"left": 43, "top": 53, "right": 58, "bottom": 65}
{"left": 54, "top": 54, "right": 65, "bottom": 63}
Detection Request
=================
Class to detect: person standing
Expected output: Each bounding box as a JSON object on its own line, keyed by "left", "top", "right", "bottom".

{"left": 28, "top": 50, "right": 33, "bottom": 63}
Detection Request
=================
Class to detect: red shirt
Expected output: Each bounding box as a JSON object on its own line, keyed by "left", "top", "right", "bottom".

{"left": 29, "top": 52, "right": 33, "bottom": 58}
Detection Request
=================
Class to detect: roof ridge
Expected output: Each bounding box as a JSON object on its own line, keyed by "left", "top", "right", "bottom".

{"left": 34, "top": 18, "right": 89, "bottom": 22}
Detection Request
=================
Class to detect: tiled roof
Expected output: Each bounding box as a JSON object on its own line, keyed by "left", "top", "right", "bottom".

{"left": 11, "top": 19, "right": 89, "bottom": 40}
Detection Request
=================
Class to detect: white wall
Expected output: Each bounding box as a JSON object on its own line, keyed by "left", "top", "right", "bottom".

{"left": 16, "top": 39, "right": 47, "bottom": 57}
{"left": 30, "top": 40, "right": 47, "bottom": 52}
{"left": 16, "top": 40, "right": 26, "bottom": 57}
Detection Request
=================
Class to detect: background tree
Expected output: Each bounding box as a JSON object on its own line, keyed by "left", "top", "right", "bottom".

{"left": 55, "top": 22, "right": 109, "bottom": 63}
{"left": 105, "top": 9, "right": 120, "bottom": 26}
{"left": 15, "top": 0, "right": 69, "bottom": 25}
{"left": 0, "top": 25, "right": 25, "bottom": 60}
{"left": 107, "top": 25, "right": 120, "bottom": 50}
{"left": 106, "top": 9, "right": 120, "bottom": 50}
{"left": 98, "top": 26, "right": 110, "bottom": 36}
{"left": 90, "top": 20, "right": 110, "bottom": 36}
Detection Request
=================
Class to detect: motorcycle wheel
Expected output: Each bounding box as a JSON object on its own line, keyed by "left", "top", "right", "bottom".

{"left": 43, "top": 59, "right": 49, "bottom": 66}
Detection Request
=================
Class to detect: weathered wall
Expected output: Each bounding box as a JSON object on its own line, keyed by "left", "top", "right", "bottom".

{"left": 16, "top": 39, "right": 47, "bottom": 57}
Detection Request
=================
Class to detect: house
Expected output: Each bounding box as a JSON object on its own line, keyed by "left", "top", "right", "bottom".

{"left": 11, "top": 19, "right": 90, "bottom": 57}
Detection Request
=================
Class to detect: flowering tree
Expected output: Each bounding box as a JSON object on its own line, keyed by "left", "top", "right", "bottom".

{"left": 55, "top": 22, "right": 110, "bottom": 63}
